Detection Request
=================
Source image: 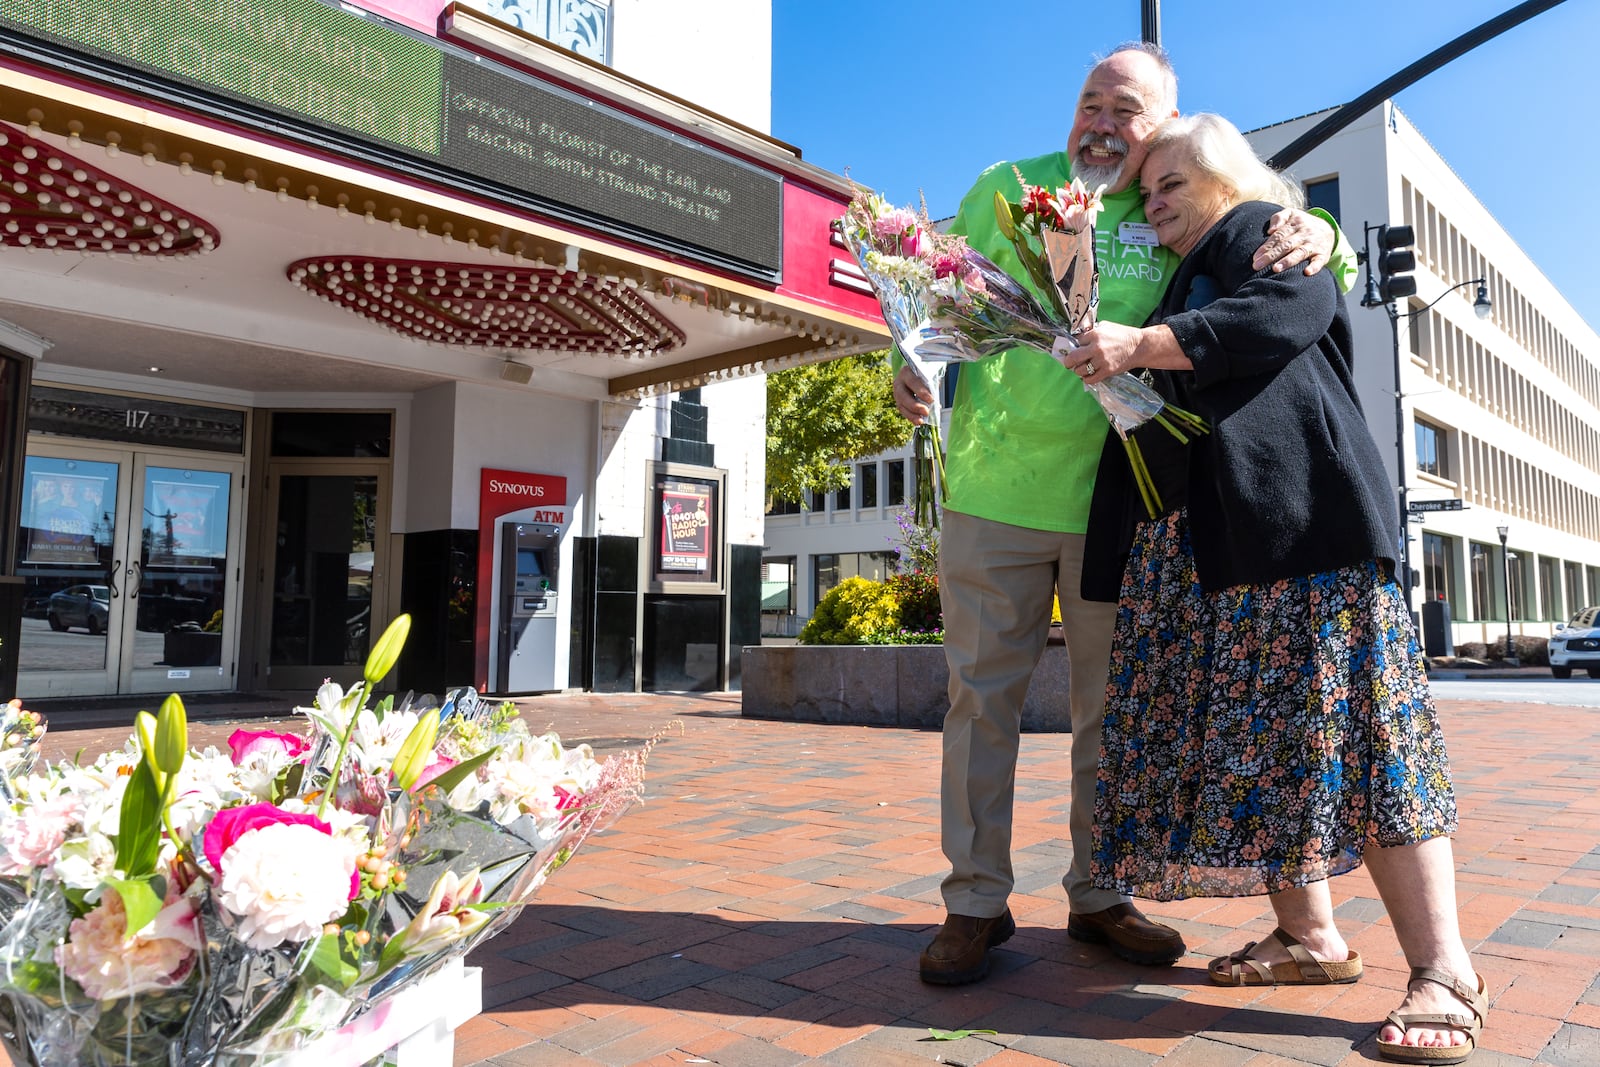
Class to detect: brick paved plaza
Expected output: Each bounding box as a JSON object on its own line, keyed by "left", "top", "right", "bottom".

{"left": 21, "top": 688, "right": 1600, "bottom": 1066}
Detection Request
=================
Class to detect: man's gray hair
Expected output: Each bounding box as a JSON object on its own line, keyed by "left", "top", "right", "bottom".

{"left": 1146, "top": 113, "right": 1306, "bottom": 210}
{"left": 1097, "top": 41, "right": 1178, "bottom": 115}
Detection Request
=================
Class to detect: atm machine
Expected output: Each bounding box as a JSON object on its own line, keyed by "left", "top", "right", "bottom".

{"left": 496, "top": 522, "right": 560, "bottom": 692}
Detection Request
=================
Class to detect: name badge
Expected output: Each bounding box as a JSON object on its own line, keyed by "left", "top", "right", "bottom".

{"left": 1118, "top": 222, "right": 1160, "bottom": 247}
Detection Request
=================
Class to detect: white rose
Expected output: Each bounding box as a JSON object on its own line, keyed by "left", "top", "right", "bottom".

{"left": 214, "top": 822, "right": 358, "bottom": 950}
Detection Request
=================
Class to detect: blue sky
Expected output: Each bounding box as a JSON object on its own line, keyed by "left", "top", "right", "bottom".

{"left": 772, "top": 0, "right": 1598, "bottom": 332}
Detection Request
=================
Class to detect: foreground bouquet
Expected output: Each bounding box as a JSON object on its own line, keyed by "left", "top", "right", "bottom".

{"left": 915, "top": 171, "right": 1208, "bottom": 518}
{"left": 0, "top": 616, "right": 654, "bottom": 1066}
{"left": 837, "top": 188, "right": 947, "bottom": 527}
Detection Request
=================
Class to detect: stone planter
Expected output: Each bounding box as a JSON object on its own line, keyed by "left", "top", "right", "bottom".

{"left": 740, "top": 644, "right": 1072, "bottom": 731}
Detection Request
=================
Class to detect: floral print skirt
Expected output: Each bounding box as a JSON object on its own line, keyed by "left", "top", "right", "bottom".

{"left": 1090, "top": 509, "right": 1457, "bottom": 901}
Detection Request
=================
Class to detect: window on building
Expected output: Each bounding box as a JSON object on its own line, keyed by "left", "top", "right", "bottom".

{"left": 810, "top": 489, "right": 827, "bottom": 513}
{"left": 766, "top": 496, "right": 801, "bottom": 516}
{"left": 761, "top": 557, "right": 796, "bottom": 614}
{"left": 1414, "top": 419, "right": 1447, "bottom": 478}
{"left": 1470, "top": 542, "right": 1493, "bottom": 621}
{"left": 858, "top": 462, "right": 878, "bottom": 508}
{"left": 1304, "top": 176, "right": 1341, "bottom": 225}
{"left": 1539, "top": 556, "right": 1560, "bottom": 621}
{"left": 1421, "top": 532, "right": 1458, "bottom": 614}
{"left": 813, "top": 550, "right": 898, "bottom": 606}
{"left": 834, "top": 480, "right": 851, "bottom": 512}
{"left": 1588, "top": 565, "right": 1600, "bottom": 609}
{"left": 1565, "top": 560, "right": 1585, "bottom": 619}
{"left": 470, "top": 0, "right": 612, "bottom": 62}
{"left": 1507, "top": 550, "right": 1527, "bottom": 621}
{"left": 886, "top": 459, "right": 907, "bottom": 506}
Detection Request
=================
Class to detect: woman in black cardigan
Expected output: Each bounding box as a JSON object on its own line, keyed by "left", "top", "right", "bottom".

{"left": 1064, "top": 114, "right": 1485, "bottom": 1065}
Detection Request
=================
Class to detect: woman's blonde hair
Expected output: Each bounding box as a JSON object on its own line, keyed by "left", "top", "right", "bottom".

{"left": 1146, "top": 113, "right": 1305, "bottom": 210}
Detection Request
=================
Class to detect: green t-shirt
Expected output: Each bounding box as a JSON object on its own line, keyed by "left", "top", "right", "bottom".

{"left": 943, "top": 151, "right": 1178, "bottom": 533}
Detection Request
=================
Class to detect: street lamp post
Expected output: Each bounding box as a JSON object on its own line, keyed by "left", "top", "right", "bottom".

{"left": 1359, "top": 223, "right": 1490, "bottom": 619}
{"left": 1497, "top": 524, "right": 1514, "bottom": 661}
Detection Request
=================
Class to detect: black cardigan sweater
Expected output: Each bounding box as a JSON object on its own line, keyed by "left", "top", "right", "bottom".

{"left": 1082, "top": 201, "right": 1399, "bottom": 603}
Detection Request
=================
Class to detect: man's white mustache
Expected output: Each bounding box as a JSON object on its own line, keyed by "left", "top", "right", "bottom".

{"left": 1078, "top": 134, "right": 1129, "bottom": 156}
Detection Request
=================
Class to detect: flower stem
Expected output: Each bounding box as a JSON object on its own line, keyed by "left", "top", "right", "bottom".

{"left": 1124, "top": 438, "right": 1163, "bottom": 520}
{"left": 317, "top": 685, "right": 366, "bottom": 820}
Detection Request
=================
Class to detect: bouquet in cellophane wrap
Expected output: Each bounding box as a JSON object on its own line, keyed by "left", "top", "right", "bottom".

{"left": 912, "top": 169, "right": 1208, "bottom": 518}
{"left": 0, "top": 616, "right": 657, "bottom": 1066}
{"left": 836, "top": 190, "right": 948, "bottom": 527}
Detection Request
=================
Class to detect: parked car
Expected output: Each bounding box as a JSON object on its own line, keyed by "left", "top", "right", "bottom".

{"left": 1548, "top": 605, "right": 1600, "bottom": 679}
{"left": 46, "top": 584, "right": 110, "bottom": 635}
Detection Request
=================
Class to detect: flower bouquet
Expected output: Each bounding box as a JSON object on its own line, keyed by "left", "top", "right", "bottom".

{"left": 0, "top": 615, "right": 654, "bottom": 1066}
{"left": 914, "top": 171, "right": 1208, "bottom": 518}
{"left": 837, "top": 189, "right": 947, "bottom": 528}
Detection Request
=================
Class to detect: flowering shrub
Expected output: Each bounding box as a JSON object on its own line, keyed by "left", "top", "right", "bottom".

{"left": 0, "top": 616, "right": 654, "bottom": 1066}
{"left": 799, "top": 577, "right": 900, "bottom": 645}
{"left": 799, "top": 573, "right": 944, "bottom": 645}
{"left": 887, "top": 571, "right": 941, "bottom": 636}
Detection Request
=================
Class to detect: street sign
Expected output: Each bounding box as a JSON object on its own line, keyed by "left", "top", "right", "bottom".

{"left": 1408, "top": 499, "right": 1464, "bottom": 513}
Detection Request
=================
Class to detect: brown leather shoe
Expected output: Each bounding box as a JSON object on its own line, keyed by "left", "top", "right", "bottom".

{"left": 1067, "top": 903, "right": 1185, "bottom": 965}
{"left": 918, "top": 909, "right": 1016, "bottom": 985}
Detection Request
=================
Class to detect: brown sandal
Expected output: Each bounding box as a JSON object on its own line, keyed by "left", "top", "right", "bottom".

{"left": 1376, "top": 967, "right": 1487, "bottom": 1065}
{"left": 1207, "top": 927, "right": 1363, "bottom": 986}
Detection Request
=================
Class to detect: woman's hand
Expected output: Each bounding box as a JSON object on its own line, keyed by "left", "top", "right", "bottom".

{"left": 1061, "top": 323, "right": 1146, "bottom": 385}
{"left": 1064, "top": 324, "right": 1189, "bottom": 384}
{"left": 1252, "top": 209, "right": 1336, "bottom": 276}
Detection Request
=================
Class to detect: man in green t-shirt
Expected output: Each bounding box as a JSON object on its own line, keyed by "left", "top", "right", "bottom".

{"left": 902, "top": 42, "right": 1352, "bottom": 986}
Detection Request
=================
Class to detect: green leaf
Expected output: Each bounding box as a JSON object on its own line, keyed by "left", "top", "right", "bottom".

{"left": 115, "top": 760, "right": 163, "bottom": 878}
{"left": 104, "top": 876, "right": 164, "bottom": 941}
{"left": 423, "top": 745, "right": 498, "bottom": 796}
{"left": 305, "top": 931, "right": 362, "bottom": 990}
{"left": 927, "top": 1028, "right": 998, "bottom": 1041}
{"left": 275, "top": 761, "right": 305, "bottom": 804}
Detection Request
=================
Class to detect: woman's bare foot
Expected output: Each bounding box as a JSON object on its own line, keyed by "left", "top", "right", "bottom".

{"left": 1379, "top": 970, "right": 1482, "bottom": 1051}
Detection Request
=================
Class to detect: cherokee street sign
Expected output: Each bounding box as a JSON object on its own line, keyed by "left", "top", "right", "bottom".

{"left": 1408, "top": 499, "right": 1465, "bottom": 513}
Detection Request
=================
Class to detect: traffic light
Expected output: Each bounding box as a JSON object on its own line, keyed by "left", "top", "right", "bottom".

{"left": 1374, "top": 224, "right": 1417, "bottom": 304}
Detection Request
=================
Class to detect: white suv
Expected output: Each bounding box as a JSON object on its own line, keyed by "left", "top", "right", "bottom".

{"left": 1549, "top": 606, "right": 1600, "bottom": 679}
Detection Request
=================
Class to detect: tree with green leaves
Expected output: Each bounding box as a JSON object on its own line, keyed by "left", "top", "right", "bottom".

{"left": 765, "top": 350, "right": 909, "bottom": 506}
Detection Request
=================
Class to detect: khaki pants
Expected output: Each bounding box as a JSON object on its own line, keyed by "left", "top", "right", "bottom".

{"left": 938, "top": 510, "right": 1124, "bottom": 917}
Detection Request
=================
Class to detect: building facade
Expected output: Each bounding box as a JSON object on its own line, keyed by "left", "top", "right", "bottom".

{"left": 0, "top": 0, "right": 889, "bottom": 705}
{"left": 767, "top": 103, "right": 1600, "bottom": 655}
{"left": 1250, "top": 103, "right": 1600, "bottom": 653}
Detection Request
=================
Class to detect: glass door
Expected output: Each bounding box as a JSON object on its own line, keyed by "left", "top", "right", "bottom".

{"left": 14, "top": 450, "right": 129, "bottom": 697}
{"left": 260, "top": 463, "right": 389, "bottom": 693}
{"left": 14, "top": 446, "right": 243, "bottom": 698}
{"left": 121, "top": 458, "right": 243, "bottom": 695}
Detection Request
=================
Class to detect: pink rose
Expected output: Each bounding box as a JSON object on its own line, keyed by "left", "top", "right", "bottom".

{"left": 203, "top": 804, "right": 356, "bottom": 899}
{"left": 227, "top": 728, "right": 308, "bottom": 765}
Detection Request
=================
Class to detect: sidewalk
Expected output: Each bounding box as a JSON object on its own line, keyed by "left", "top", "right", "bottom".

{"left": 24, "top": 690, "right": 1600, "bottom": 1066}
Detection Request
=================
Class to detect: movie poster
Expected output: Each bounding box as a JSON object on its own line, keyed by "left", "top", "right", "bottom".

{"left": 22, "top": 470, "right": 109, "bottom": 564}
{"left": 658, "top": 480, "right": 713, "bottom": 571}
